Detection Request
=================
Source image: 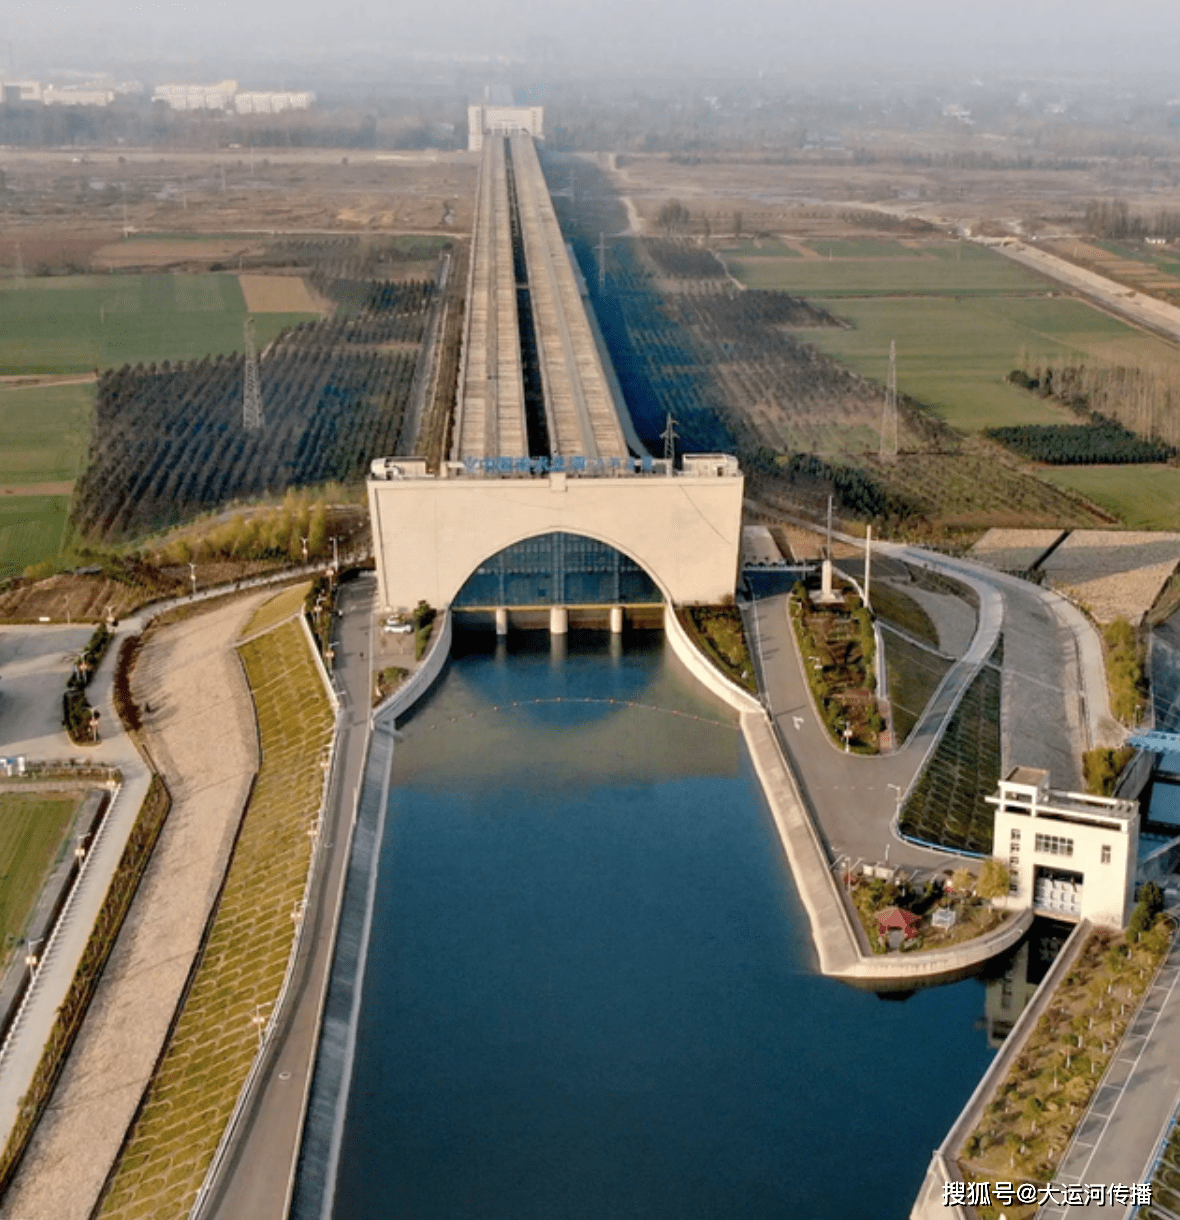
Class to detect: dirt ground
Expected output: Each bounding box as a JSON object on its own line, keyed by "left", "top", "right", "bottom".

{"left": 238, "top": 273, "right": 323, "bottom": 313}
{"left": 605, "top": 150, "right": 1180, "bottom": 239}
{"left": 0, "top": 148, "right": 477, "bottom": 270}
{"left": 4, "top": 591, "right": 266, "bottom": 1220}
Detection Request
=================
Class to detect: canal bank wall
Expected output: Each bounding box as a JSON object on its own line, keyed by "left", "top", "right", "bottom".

{"left": 909, "top": 920, "right": 1090, "bottom": 1220}
{"left": 666, "top": 604, "right": 1033, "bottom": 986}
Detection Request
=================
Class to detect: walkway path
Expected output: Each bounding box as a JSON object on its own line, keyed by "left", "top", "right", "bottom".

{"left": 0, "top": 625, "right": 151, "bottom": 1156}
{"left": 1038, "top": 934, "right": 1180, "bottom": 1219}
{"left": 3, "top": 593, "right": 266, "bottom": 1220}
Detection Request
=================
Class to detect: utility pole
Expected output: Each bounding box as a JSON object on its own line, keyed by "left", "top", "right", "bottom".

{"left": 661, "top": 413, "right": 679, "bottom": 473}
{"left": 242, "top": 316, "right": 263, "bottom": 431}
{"left": 189, "top": 561, "right": 197, "bottom": 597}
{"left": 863, "top": 524, "right": 872, "bottom": 610}
{"left": 880, "top": 340, "right": 898, "bottom": 458}
{"left": 13, "top": 240, "right": 24, "bottom": 289}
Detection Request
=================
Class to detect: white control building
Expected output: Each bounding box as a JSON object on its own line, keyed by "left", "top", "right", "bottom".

{"left": 988, "top": 766, "right": 1139, "bottom": 929}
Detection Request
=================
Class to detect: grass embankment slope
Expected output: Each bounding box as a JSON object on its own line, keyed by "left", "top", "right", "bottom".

{"left": 0, "top": 273, "right": 318, "bottom": 577}
{"left": 722, "top": 236, "right": 1180, "bottom": 528}
{"left": 0, "top": 792, "right": 82, "bottom": 958}
{"left": 96, "top": 610, "right": 333, "bottom": 1220}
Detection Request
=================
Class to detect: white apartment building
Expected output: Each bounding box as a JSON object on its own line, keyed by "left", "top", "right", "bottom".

{"left": 234, "top": 91, "right": 315, "bottom": 115}
{"left": 467, "top": 104, "right": 543, "bottom": 151}
{"left": 153, "top": 80, "right": 237, "bottom": 112}
{"left": 44, "top": 87, "right": 114, "bottom": 107}
{"left": 988, "top": 766, "right": 1139, "bottom": 929}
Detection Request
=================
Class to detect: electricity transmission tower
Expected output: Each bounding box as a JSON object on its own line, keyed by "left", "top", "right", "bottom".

{"left": 879, "top": 340, "right": 898, "bottom": 458}
{"left": 661, "top": 412, "right": 679, "bottom": 471}
{"left": 242, "top": 316, "right": 263, "bottom": 431}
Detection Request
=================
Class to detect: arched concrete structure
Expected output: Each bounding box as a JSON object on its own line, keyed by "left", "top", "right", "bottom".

{"left": 368, "top": 457, "right": 744, "bottom": 612}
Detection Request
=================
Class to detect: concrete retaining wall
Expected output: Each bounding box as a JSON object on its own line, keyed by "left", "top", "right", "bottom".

{"left": 669, "top": 603, "right": 1036, "bottom": 987}
{"left": 909, "top": 920, "right": 1091, "bottom": 1219}
{"left": 663, "top": 606, "right": 763, "bottom": 715}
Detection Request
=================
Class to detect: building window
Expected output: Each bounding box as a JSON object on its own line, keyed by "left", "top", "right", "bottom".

{"left": 1034, "top": 833, "right": 1074, "bottom": 858}
{"left": 1101, "top": 844, "right": 1112, "bottom": 865}
{"left": 1010, "top": 828, "right": 1021, "bottom": 849}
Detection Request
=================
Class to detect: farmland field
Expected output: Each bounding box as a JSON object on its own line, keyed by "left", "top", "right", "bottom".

{"left": 791, "top": 294, "right": 1179, "bottom": 435}
{"left": 723, "top": 240, "right": 1046, "bottom": 296}
{"left": 0, "top": 382, "right": 92, "bottom": 487}
{"left": 1042, "top": 466, "right": 1180, "bottom": 531}
{"left": 0, "top": 791, "right": 82, "bottom": 960}
{"left": 0, "top": 274, "right": 317, "bottom": 376}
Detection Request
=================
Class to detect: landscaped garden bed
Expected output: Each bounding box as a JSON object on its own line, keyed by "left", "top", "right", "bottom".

{"left": 789, "top": 580, "right": 883, "bottom": 752}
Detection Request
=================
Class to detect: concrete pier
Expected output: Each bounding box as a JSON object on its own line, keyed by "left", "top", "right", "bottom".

{"left": 495, "top": 607, "right": 508, "bottom": 636}
{"left": 609, "top": 605, "right": 623, "bottom": 634}
{"left": 549, "top": 606, "right": 568, "bottom": 635}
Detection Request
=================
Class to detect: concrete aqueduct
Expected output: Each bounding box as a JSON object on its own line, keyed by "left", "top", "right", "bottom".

{"left": 368, "top": 119, "right": 743, "bottom": 631}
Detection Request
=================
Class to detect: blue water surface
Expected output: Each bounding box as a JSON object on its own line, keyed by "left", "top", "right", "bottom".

{"left": 333, "top": 632, "right": 998, "bottom": 1220}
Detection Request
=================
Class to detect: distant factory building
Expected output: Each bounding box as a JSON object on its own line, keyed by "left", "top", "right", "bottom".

{"left": 234, "top": 91, "right": 315, "bottom": 115}
{"left": 153, "top": 80, "right": 238, "bottom": 111}
{"left": 467, "top": 104, "right": 543, "bottom": 151}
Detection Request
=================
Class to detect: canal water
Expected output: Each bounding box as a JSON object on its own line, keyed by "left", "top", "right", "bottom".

{"left": 330, "top": 630, "right": 1012, "bottom": 1220}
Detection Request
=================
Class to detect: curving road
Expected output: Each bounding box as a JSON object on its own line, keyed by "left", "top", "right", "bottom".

{"left": 745, "top": 539, "right": 1119, "bottom": 878}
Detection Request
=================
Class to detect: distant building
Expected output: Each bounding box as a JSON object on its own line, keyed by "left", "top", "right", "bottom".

{"left": 153, "top": 80, "right": 237, "bottom": 112}
{"left": 467, "top": 104, "right": 543, "bottom": 152}
{"left": 44, "top": 86, "right": 114, "bottom": 108}
{"left": 1, "top": 80, "right": 43, "bottom": 104}
{"left": 988, "top": 766, "right": 1138, "bottom": 928}
{"left": 234, "top": 91, "right": 315, "bottom": 115}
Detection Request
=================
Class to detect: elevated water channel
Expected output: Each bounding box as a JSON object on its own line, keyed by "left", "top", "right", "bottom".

{"left": 317, "top": 629, "right": 1047, "bottom": 1219}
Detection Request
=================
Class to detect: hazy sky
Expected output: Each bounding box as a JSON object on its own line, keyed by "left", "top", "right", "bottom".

{"left": 5, "top": 0, "right": 1180, "bottom": 80}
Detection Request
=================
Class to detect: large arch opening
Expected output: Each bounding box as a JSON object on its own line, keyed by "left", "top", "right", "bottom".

{"left": 452, "top": 531, "right": 663, "bottom": 609}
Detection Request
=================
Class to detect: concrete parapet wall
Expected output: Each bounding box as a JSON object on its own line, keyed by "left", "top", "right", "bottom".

{"left": 909, "top": 920, "right": 1090, "bottom": 1219}
{"left": 371, "top": 610, "right": 453, "bottom": 724}
{"left": 663, "top": 606, "right": 762, "bottom": 716}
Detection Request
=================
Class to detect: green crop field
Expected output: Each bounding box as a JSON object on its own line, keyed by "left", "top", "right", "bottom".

{"left": 802, "top": 237, "right": 914, "bottom": 259}
{"left": 0, "top": 495, "right": 72, "bottom": 580}
{"left": 1043, "top": 465, "right": 1180, "bottom": 531}
{"left": 726, "top": 241, "right": 1045, "bottom": 295}
{"left": 786, "top": 294, "right": 1179, "bottom": 436}
{"left": 0, "top": 274, "right": 316, "bottom": 376}
{"left": 0, "top": 382, "right": 93, "bottom": 486}
{"left": 0, "top": 792, "right": 82, "bottom": 959}
{"left": 0, "top": 382, "right": 97, "bottom": 578}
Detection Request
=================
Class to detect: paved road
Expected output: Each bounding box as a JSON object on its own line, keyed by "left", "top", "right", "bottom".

{"left": 0, "top": 623, "right": 152, "bottom": 1144}
{"left": 198, "top": 574, "right": 376, "bottom": 1220}
{"left": 746, "top": 581, "right": 997, "bottom": 875}
{"left": 1039, "top": 934, "right": 1180, "bottom": 1219}
{"left": 747, "top": 540, "right": 1119, "bottom": 876}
